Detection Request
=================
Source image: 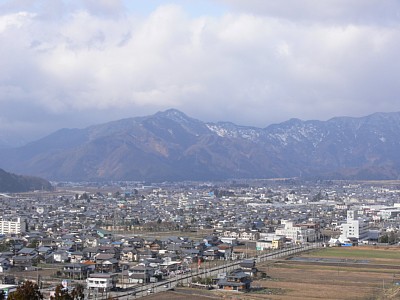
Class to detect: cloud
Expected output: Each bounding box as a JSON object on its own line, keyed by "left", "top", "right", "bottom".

{"left": 80, "top": 0, "right": 125, "bottom": 17}
{"left": 0, "top": 0, "right": 400, "bottom": 143}
{"left": 217, "top": 0, "right": 400, "bottom": 25}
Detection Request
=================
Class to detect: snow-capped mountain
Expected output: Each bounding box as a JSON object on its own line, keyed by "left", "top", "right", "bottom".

{"left": 1, "top": 109, "right": 400, "bottom": 181}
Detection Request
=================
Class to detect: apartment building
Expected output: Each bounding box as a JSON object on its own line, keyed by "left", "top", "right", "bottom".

{"left": 339, "top": 210, "right": 368, "bottom": 242}
{"left": 0, "top": 217, "right": 27, "bottom": 235}
{"left": 275, "top": 220, "right": 316, "bottom": 243}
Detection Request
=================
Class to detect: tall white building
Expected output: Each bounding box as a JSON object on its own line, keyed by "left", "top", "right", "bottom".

{"left": 339, "top": 210, "right": 368, "bottom": 242}
{"left": 0, "top": 217, "right": 27, "bottom": 235}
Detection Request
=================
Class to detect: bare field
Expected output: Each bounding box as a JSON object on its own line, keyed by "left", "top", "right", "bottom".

{"left": 242, "top": 246, "right": 400, "bottom": 300}
{"left": 248, "top": 263, "right": 389, "bottom": 300}
{"left": 141, "top": 288, "right": 221, "bottom": 300}
{"left": 151, "top": 246, "right": 400, "bottom": 300}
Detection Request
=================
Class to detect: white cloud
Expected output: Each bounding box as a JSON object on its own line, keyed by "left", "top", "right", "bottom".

{"left": 217, "top": 0, "right": 400, "bottom": 25}
{"left": 0, "top": 0, "right": 400, "bottom": 142}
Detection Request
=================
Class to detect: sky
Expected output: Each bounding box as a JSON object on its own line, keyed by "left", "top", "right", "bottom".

{"left": 1, "top": 0, "right": 400, "bottom": 144}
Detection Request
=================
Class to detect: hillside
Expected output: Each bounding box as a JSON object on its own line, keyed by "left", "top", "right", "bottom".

{"left": 0, "top": 168, "right": 53, "bottom": 193}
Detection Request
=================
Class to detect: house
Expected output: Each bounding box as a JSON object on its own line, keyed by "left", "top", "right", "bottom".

{"left": 160, "top": 257, "right": 180, "bottom": 272}
{"left": 231, "top": 250, "right": 245, "bottom": 260}
{"left": 82, "top": 247, "right": 98, "bottom": 260}
{"left": 203, "top": 236, "right": 221, "bottom": 246}
{"left": 86, "top": 273, "right": 118, "bottom": 292}
{"left": 53, "top": 250, "right": 69, "bottom": 263}
{"left": 217, "top": 244, "right": 233, "bottom": 260}
{"left": 62, "top": 263, "right": 91, "bottom": 279}
{"left": 128, "top": 237, "right": 144, "bottom": 248}
{"left": 138, "top": 249, "right": 156, "bottom": 262}
{"left": 239, "top": 259, "right": 258, "bottom": 277}
{"left": 97, "top": 245, "right": 121, "bottom": 259}
{"left": 217, "top": 269, "right": 252, "bottom": 291}
{"left": 96, "top": 258, "right": 119, "bottom": 273}
{"left": 203, "top": 246, "right": 221, "bottom": 261}
{"left": 12, "top": 247, "right": 39, "bottom": 269}
{"left": 120, "top": 247, "right": 138, "bottom": 262}
{"left": 17, "top": 248, "right": 37, "bottom": 257}
{"left": 94, "top": 253, "right": 119, "bottom": 273}
{"left": 70, "top": 251, "right": 84, "bottom": 263}
{"left": 84, "top": 237, "right": 98, "bottom": 248}
{"left": 37, "top": 246, "right": 53, "bottom": 257}
{"left": 96, "top": 229, "right": 112, "bottom": 239}
{"left": 125, "top": 265, "right": 155, "bottom": 284}
{"left": 11, "top": 256, "right": 37, "bottom": 270}
{"left": 256, "top": 234, "right": 285, "bottom": 250}
{"left": 220, "top": 237, "right": 239, "bottom": 245}
{"left": 149, "top": 240, "right": 163, "bottom": 251}
{"left": 0, "top": 257, "right": 11, "bottom": 273}
{"left": 181, "top": 248, "right": 201, "bottom": 262}
{"left": 240, "top": 231, "right": 260, "bottom": 241}
{"left": 39, "top": 238, "right": 57, "bottom": 248}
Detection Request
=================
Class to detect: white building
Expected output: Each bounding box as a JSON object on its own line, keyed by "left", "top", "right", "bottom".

{"left": 339, "top": 210, "right": 368, "bottom": 242}
{"left": 378, "top": 208, "right": 400, "bottom": 220}
{"left": 86, "top": 273, "right": 117, "bottom": 292}
{"left": 275, "top": 220, "right": 316, "bottom": 243}
{"left": 0, "top": 217, "right": 26, "bottom": 235}
{"left": 256, "top": 234, "right": 285, "bottom": 250}
{"left": 220, "top": 237, "right": 239, "bottom": 245}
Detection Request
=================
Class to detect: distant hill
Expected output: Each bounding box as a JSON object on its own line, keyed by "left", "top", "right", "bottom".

{"left": 1, "top": 109, "right": 400, "bottom": 181}
{"left": 0, "top": 132, "right": 27, "bottom": 149}
{"left": 0, "top": 168, "right": 53, "bottom": 193}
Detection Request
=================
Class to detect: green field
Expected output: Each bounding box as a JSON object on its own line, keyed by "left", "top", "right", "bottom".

{"left": 306, "top": 246, "right": 400, "bottom": 260}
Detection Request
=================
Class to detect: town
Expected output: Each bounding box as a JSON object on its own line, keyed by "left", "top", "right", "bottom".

{"left": 0, "top": 179, "right": 399, "bottom": 299}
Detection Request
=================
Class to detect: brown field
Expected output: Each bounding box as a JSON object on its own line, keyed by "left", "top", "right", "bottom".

{"left": 243, "top": 246, "right": 400, "bottom": 300}
{"left": 148, "top": 246, "right": 400, "bottom": 300}
{"left": 141, "top": 289, "right": 221, "bottom": 300}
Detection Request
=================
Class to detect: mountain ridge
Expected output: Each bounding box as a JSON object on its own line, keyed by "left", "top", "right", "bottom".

{"left": 1, "top": 109, "right": 400, "bottom": 181}
{"left": 0, "top": 168, "right": 53, "bottom": 193}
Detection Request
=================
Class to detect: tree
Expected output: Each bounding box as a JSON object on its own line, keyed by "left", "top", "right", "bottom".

{"left": 0, "top": 242, "right": 9, "bottom": 252}
{"left": 379, "top": 233, "right": 389, "bottom": 243}
{"left": 70, "top": 284, "right": 84, "bottom": 300}
{"left": 312, "top": 191, "right": 323, "bottom": 202}
{"left": 388, "top": 231, "right": 397, "bottom": 245}
{"left": 50, "top": 285, "right": 71, "bottom": 300}
{"left": 50, "top": 284, "right": 84, "bottom": 300}
{"left": 7, "top": 281, "right": 43, "bottom": 300}
{"left": 27, "top": 239, "right": 39, "bottom": 249}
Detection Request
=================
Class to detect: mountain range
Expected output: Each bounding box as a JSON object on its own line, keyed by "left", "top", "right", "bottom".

{"left": 1, "top": 109, "right": 400, "bottom": 182}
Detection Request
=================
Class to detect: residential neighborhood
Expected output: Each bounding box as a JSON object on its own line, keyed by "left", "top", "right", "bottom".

{"left": 0, "top": 179, "right": 400, "bottom": 298}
